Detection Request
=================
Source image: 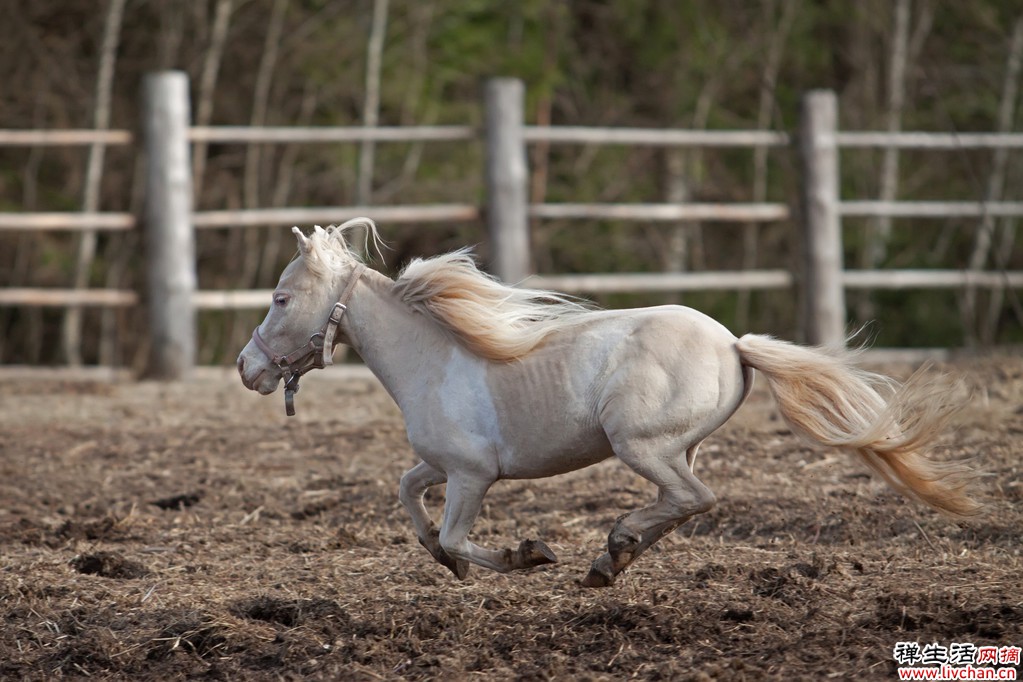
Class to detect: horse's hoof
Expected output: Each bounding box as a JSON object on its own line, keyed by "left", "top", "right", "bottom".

{"left": 418, "top": 529, "right": 471, "bottom": 580}
{"left": 517, "top": 539, "right": 558, "bottom": 567}
{"left": 439, "top": 552, "right": 471, "bottom": 580}
{"left": 581, "top": 555, "right": 616, "bottom": 588}
{"left": 452, "top": 558, "right": 471, "bottom": 581}
{"left": 581, "top": 567, "right": 615, "bottom": 588}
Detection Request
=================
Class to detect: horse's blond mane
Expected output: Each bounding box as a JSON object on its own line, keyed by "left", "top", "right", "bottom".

{"left": 294, "top": 218, "right": 593, "bottom": 361}
{"left": 394, "top": 249, "right": 593, "bottom": 362}
{"left": 299, "top": 218, "right": 386, "bottom": 278}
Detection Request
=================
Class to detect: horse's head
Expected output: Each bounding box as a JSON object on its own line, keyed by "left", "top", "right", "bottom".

{"left": 237, "top": 223, "right": 369, "bottom": 400}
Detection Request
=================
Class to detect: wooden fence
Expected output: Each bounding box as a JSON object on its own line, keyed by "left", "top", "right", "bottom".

{"left": 1, "top": 74, "right": 1022, "bottom": 377}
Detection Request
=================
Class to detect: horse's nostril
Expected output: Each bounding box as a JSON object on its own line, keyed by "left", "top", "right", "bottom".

{"left": 237, "top": 356, "right": 245, "bottom": 374}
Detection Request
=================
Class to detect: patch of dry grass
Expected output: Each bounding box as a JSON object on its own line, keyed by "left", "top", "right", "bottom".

{"left": 1, "top": 358, "right": 1020, "bottom": 679}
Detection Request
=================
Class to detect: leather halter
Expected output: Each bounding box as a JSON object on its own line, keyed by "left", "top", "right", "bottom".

{"left": 251, "top": 264, "right": 366, "bottom": 416}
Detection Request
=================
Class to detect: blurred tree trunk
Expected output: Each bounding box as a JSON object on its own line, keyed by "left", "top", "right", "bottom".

{"left": 984, "top": 212, "right": 1022, "bottom": 344}
{"left": 353, "top": 0, "right": 390, "bottom": 254}
{"left": 357, "top": 0, "right": 390, "bottom": 204}
{"left": 189, "top": 0, "right": 234, "bottom": 360}
{"left": 192, "top": 0, "right": 234, "bottom": 203}
{"left": 967, "top": 17, "right": 1023, "bottom": 346}
{"left": 63, "top": 0, "right": 126, "bottom": 365}
{"left": 660, "top": 67, "right": 723, "bottom": 289}
{"left": 1, "top": 89, "right": 47, "bottom": 363}
{"left": 662, "top": 147, "right": 690, "bottom": 303}
{"left": 376, "top": 0, "right": 436, "bottom": 210}
{"left": 856, "top": 0, "right": 911, "bottom": 325}
{"left": 528, "top": 3, "right": 565, "bottom": 277}
{"left": 242, "top": 0, "right": 286, "bottom": 218}
{"left": 259, "top": 83, "right": 320, "bottom": 284}
{"left": 99, "top": 151, "right": 146, "bottom": 367}
{"left": 736, "top": 0, "right": 797, "bottom": 331}
{"left": 156, "top": 0, "right": 185, "bottom": 68}
{"left": 229, "top": 0, "right": 287, "bottom": 359}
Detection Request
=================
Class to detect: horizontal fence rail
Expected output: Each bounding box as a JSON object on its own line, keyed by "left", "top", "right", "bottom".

{"left": 193, "top": 290, "right": 273, "bottom": 310}
{"left": 4, "top": 127, "right": 1019, "bottom": 150}
{"left": 0, "top": 288, "right": 138, "bottom": 306}
{"left": 2, "top": 76, "right": 1022, "bottom": 374}
{"left": 0, "top": 129, "right": 133, "bottom": 145}
{"left": 524, "top": 126, "right": 791, "bottom": 147}
{"left": 840, "top": 201, "right": 1023, "bottom": 218}
{"left": 192, "top": 204, "right": 480, "bottom": 228}
{"left": 836, "top": 131, "right": 1023, "bottom": 148}
{"left": 188, "top": 125, "right": 476, "bottom": 144}
{"left": 529, "top": 202, "right": 790, "bottom": 222}
{"left": 528, "top": 270, "right": 795, "bottom": 294}
{"left": 0, "top": 212, "right": 136, "bottom": 231}
{"left": 842, "top": 270, "right": 1023, "bottom": 289}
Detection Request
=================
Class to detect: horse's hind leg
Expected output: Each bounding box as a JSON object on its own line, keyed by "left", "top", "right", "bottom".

{"left": 398, "top": 461, "right": 470, "bottom": 579}
{"left": 437, "top": 472, "right": 558, "bottom": 575}
{"left": 583, "top": 441, "right": 715, "bottom": 588}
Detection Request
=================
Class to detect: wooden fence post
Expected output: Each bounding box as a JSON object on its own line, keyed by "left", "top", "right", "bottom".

{"left": 798, "top": 90, "right": 846, "bottom": 347}
{"left": 142, "top": 71, "right": 196, "bottom": 379}
{"left": 484, "top": 78, "right": 530, "bottom": 283}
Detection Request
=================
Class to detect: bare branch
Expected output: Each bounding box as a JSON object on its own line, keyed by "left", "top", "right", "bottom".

{"left": 356, "top": 0, "right": 391, "bottom": 208}
{"left": 192, "top": 0, "right": 235, "bottom": 203}
{"left": 63, "top": 0, "right": 127, "bottom": 366}
{"left": 969, "top": 17, "right": 1023, "bottom": 344}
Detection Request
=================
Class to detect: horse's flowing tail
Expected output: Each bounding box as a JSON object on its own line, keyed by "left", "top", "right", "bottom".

{"left": 734, "top": 334, "right": 981, "bottom": 518}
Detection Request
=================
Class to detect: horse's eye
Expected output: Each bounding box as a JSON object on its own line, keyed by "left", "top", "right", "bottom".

{"left": 273, "top": 294, "right": 290, "bottom": 307}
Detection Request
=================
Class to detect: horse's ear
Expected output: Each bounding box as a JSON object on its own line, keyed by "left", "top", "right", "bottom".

{"left": 293, "top": 226, "right": 312, "bottom": 254}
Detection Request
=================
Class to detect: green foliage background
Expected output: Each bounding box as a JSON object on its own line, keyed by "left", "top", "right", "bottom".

{"left": 1, "top": 0, "right": 1021, "bottom": 364}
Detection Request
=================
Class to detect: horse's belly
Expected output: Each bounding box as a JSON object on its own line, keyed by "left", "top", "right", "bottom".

{"left": 486, "top": 344, "right": 613, "bottom": 478}
{"left": 497, "top": 422, "right": 614, "bottom": 479}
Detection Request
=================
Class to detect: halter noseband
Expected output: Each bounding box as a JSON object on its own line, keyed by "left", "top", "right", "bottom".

{"left": 251, "top": 264, "right": 366, "bottom": 416}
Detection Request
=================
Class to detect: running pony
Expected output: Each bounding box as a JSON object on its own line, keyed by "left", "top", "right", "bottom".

{"left": 237, "top": 218, "right": 979, "bottom": 587}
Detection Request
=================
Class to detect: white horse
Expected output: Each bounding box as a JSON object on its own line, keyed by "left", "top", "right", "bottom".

{"left": 237, "top": 218, "right": 979, "bottom": 587}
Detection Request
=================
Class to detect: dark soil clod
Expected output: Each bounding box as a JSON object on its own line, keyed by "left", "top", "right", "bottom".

{"left": 70, "top": 551, "right": 148, "bottom": 579}
{"left": 150, "top": 491, "right": 203, "bottom": 511}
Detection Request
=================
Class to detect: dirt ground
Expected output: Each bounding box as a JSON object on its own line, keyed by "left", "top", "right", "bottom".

{"left": 1, "top": 354, "right": 1020, "bottom": 681}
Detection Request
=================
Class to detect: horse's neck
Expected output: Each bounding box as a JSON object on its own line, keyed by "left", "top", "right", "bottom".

{"left": 341, "top": 268, "right": 451, "bottom": 407}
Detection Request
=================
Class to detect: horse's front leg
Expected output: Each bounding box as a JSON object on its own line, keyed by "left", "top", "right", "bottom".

{"left": 438, "top": 473, "right": 558, "bottom": 575}
{"left": 398, "top": 461, "right": 469, "bottom": 579}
